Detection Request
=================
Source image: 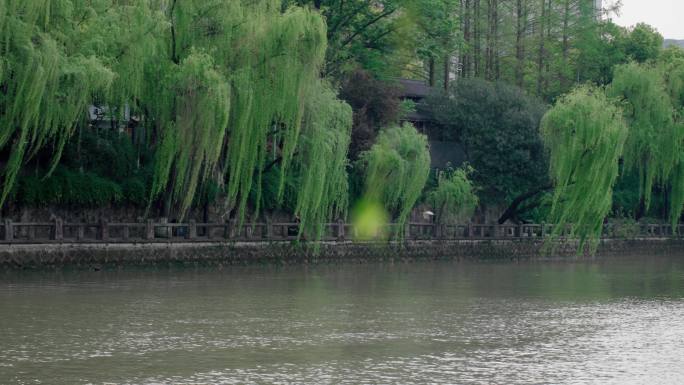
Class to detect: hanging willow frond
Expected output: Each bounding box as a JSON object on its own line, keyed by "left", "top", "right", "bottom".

{"left": 427, "top": 166, "right": 478, "bottom": 225}
{"left": 149, "top": 51, "right": 230, "bottom": 215}
{"left": 660, "top": 54, "right": 684, "bottom": 228}
{"left": 2, "top": 0, "right": 353, "bottom": 235}
{"left": 607, "top": 63, "right": 681, "bottom": 209}
{"left": 294, "top": 81, "right": 353, "bottom": 241}
{"left": 359, "top": 123, "right": 431, "bottom": 229}
{"left": 541, "top": 85, "right": 628, "bottom": 251}
{"left": 0, "top": 0, "right": 114, "bottom": 205}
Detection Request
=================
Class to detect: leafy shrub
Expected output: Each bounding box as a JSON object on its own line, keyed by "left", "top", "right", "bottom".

{"left": 607, "top": 216, "right": 641, "bottom": 239}
{"left": 62, "top": 129, "right": 142, "bottom": 181}
{"left": 18, "top": 167, "right": 123, "bottom": 207}
{"left": 121, "top": 177, "right": 148, "bottom": 205}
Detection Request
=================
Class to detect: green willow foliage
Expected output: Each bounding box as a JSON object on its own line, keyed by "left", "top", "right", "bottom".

{"left": 144, "top": 1, "right": 329, "bottom": 220}
{"left": 607, "top": 63, "right": 682, "bottom": 210}
{"left": 544, "top": 58, "right": 684, "bottom": 241}
{"left": 0, "top": 0, "right": 114, "bottom": 204}
{"left": 427, "top": 167, "right": 478, "bottom": 225}
{"left": 660, "top": 54, "right": 684, "bottom": 227}
{"left": 669, "top": 161, "right": 684, "bottom": 228}
{"left": 150, "top": 52, "right": 230, "bottom": 215}
{"left": 293, "top": 81, "right": 352, "bottom": 240}
{"left": 1, "top": 0, "right": 353, "bottom": 233}
{"left": 541, "top": 86, "right": 628, "bottom": 250}
{"left": 359, "top": 123, "right": 430, "bottom": 228}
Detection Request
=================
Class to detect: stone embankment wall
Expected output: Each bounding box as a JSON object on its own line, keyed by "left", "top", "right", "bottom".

{"left": 1, "top": 238, "right": 683, "bottom": 270}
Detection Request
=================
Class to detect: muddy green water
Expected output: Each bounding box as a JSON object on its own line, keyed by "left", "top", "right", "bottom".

{"left": 2, "top": 257, "right": 684, "bottom": 384}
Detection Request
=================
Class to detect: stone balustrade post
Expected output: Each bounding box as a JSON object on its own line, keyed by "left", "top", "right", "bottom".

{"left": 265, "top": 219, "right": 272, "bottom": 239}
{"left": 159, "top": 217, "right": 168, "bottom": 238}
{"left": 226, "top": 220, "right": 235, "bottom": 239}
{"left": 28, "top": 224, "right": 36, "bottom": 241}
{"left": 337, "top": 220, "right": 345, "bottom": 241}
{"left": 100, "top": 219, "right": 109, "bottom": 241}
{"left": 145, "top": 219, "right": 154, "bottom": 240}
{"left": 434, "top": 223, "right": 442, "bottom": 239}
{"left": 53, "top": 217, "right": 63, "bottom": 241}
{"left": 4, "top": 219, "right": 12, "bottom": 242}
{"left": 188, "top": 220, "right": 197, "bottom": 240}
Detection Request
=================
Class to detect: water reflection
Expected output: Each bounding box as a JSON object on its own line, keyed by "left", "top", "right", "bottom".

{"left": 1, "top": 257, "right": 684, "bottom": 384}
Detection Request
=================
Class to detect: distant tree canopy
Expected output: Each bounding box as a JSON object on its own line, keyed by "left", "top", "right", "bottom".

{"left": 426, "top": 78, "right": 548, "bottom": 206}
{"left": 623, "top": 23, "right": 664, "bottom": 64}
{"left": 281, "top": 0, "right": 462, "bottom": 83}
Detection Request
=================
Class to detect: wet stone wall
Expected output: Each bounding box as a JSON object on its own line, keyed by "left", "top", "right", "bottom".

{"left": 1, "top": 238, "right": 683, "bottom": 270}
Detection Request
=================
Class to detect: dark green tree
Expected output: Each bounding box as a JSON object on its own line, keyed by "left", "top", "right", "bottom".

{"left": 623, "top": 23, "right": 664, "bottom": 63}
{"left": 426, "top": 78, "right": 548, "bottom": 210}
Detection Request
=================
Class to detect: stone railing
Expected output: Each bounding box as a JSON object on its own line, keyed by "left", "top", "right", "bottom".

{"left": 0, "top": 219, "right": 682, "bottom": 244}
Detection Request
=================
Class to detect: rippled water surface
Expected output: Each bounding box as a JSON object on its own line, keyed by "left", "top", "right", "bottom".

{"left": 2, "top": 257, "right": 684, "bottom": 384}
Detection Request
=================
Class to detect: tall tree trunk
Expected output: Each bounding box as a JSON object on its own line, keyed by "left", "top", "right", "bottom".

{"left": 543, "top": 0, "right": 552, "bottom": 96}
{"left": 485, "top": 0, "right": 493, "bottom": 80}
{"left": 536, "top": 0, "right": 546, "bottom": 96}
{"left": 515, "top": 0, "right": 527, "bottom": 88}
{"left": 429, "top": 57, "right": 436, "bottom": 87}
{"left": 493, "top": 0, "right": 500, "bottom": 80}
{"left": 444, "top": 54, "right": 451, "bottom": 90}
{"left": 484, "top": 0, "right": 499, "bottom": 81}
{"left": 462, "top": 0, "right": 472, "bottom": 77}
{"left": 473, "top": 0, "right": 481, "bottom": 77}
{"left": 559, "top": 0, "right": 572, "bottom": 91}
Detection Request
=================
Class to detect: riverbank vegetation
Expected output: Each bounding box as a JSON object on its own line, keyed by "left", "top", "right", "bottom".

{"left": 1, "top": 0, "right": 684, "bottom": 248}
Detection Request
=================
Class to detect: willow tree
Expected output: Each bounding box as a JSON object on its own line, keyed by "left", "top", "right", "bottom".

{"left": 146, "top": 1, "right": 330, "bottom": 220}
{"left": 660, "top": 51, "right": 684, "bottom": 227}
{"left": 542, "top": 58, "right": 684, "bottom": 245}
{"left": 293, "top": 81, "right": 353, "bottom": 240}
{"left": 0, "top": 0, "right": 353, "bottom": 233}
{"left": 606, "top": 63, "right": 682, "bottom": 211}
{"left": 541, "top": 86, "right": 628, "bottom": 249}
{"left": 0, "top": 0, "right": 115, "bottom": 205}
{"left": 358, "top": 123, "right": 431, "bottom": 229}
{"left": 427, "top": 166, "right": 478, "bottom": 225}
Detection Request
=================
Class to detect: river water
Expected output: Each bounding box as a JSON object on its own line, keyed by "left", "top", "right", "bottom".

{"left": 2, "top": 257, "right": 684, "bottom": 384}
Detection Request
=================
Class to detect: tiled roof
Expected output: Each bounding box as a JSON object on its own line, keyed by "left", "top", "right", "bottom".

{"left": 398, "top": 78, "right": 431, "bottom": 99}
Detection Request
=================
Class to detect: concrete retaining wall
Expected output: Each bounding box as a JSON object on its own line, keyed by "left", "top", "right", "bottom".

{"left": 1, "top": 238, "right": 683, "bottom": 270}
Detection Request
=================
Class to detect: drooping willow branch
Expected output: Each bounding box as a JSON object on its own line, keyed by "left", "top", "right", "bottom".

{"left": 0, "top": 0, "right": 354, "bottom": 240}
{"left": 541, "top": 85, "right": 628, "bottom": 251}
{"left": 358, "top": 123, "right": 431, "bottom": 230}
